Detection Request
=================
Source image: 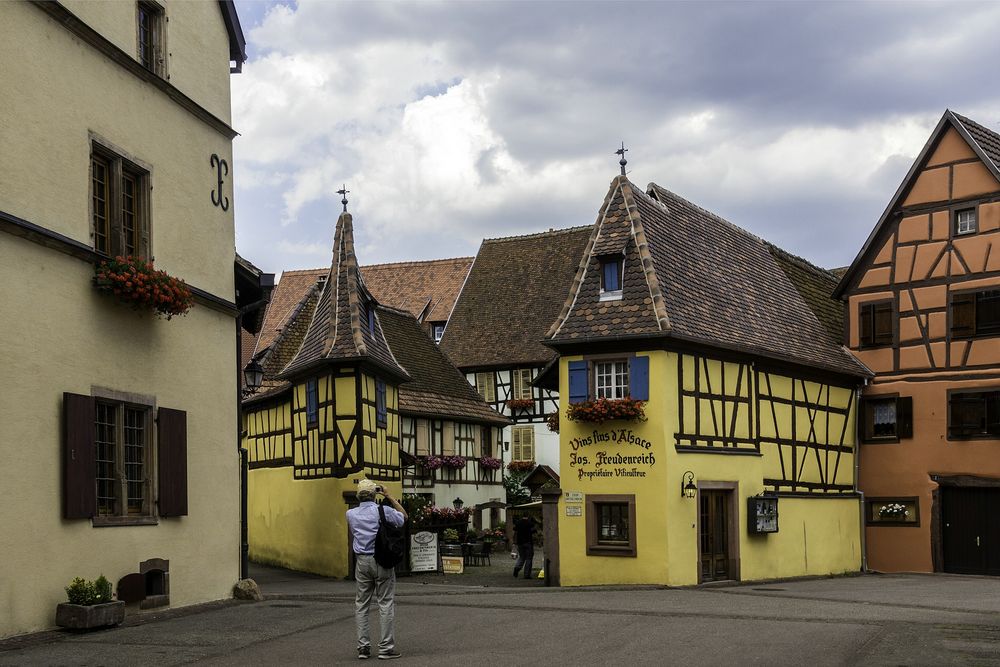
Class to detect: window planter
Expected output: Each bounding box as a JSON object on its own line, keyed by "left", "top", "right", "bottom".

{"left": 419, "top": 455, "right": 444, "bottom": 471}
{"left": 93, "top": 256, "right": 193, "bottom": 319}
{"left": 566, "top": 397, "right": 646, "bottom": 425}
{"left": 506, "top": 398, "right": 534, "bottom": 411}
{"left": 507, "top": 460, "right": 534, "bottom": 473}
{"left": 56, "top": 601, "right": 125, "bottom": 630}
{"left": 441, "top": 455, "right": 467, "bottom": 470}
{"left": 479, "top": 456, "right": 502, "bottom": 471}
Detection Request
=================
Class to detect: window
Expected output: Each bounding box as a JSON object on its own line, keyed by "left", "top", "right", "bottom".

{"left": 511, "top": 426, "right": 535, "bottom": 462}
{"left": 866, "top": 497, "right": 919, "bottom": 526}
{"left": 859, "top": 300, "right": 893, "bottom": 347}
{"left": 951, "top": 289, "right": 1000, "bottom": 338}
{"left": 475, "top": 372, "right": 495, "bottom": 403}
{"left": 305, "top": 379, "right": 318, "bottom": 427}
{"left": 600, "top": 257, "right": 623, "bottom": 300}
{"left": 586, "top": 494, "right": 637, "bottom": 557}
{"left": 91, "top": 144, "right": 150, "bottom": 259}
{"left": 511, "top": 368, "right": 533, "bottom": 401}
{"left": 375, "top": 378, "right": 387, "bottom": 428}
{"left": 948, "top": 389, "right": 1000, "bottom": 439}
{"left": 137, "top": 2, "right": 164, "bottom": 75}
{"left": 455, "top": 423, "right": 477, "bottom": 456}
{"left": 955, "top": 208, "right": 977, "bottom": 236}
{"left": 861, "top": 396, "right": 912, "bottom": 443}
{"left": 481, "top": 426, "right": 493, "bottom": 458}
{"left": 400, "top": 417, "right": 416, "bottom": 455}
{"left": 62, "top": 391, "right": 187, "bottom": 524}
{"left": 433, "top": 323, "right": 445, "bottom": 343}
{"left": 95, "top": 400, "right": 152, "bottom": 517}
{"left": 365, "top": 303, "right": 376, "bottom": 333}
{"left": 595, "top": 360, "right": 629, "bottom": 399}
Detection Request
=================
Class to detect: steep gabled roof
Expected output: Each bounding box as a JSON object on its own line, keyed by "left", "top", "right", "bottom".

{"left": 547, "top": 176, "right": 867, "bottom": 378}
{"left": 378, "top": 307, "right": 509, "bottom": 425}
{"left": 360, "top": 257, "right": 473, "bottom": 324}
{"left": 834, "top": 109, "right": 1000, "bottom": 298}
{"left": 767, "top": 244, "right": 844, "bottom": 343}
{"left": 439, "top": 226, "right": 593, "bottom": 369}
{"left": 280, "top": 211, "right": 408, "bottom": 382}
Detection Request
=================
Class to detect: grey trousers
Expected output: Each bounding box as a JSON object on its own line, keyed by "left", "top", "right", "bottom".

{"left": 354, "top": 554, "right": 396, "bottom": 653}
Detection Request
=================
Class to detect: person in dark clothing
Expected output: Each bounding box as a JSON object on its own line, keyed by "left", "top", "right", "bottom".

{"left": 513, "top": 515, "right": 537, "bottom": 579}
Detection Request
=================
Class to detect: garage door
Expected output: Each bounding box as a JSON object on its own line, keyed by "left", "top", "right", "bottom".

{"left": 941, "top": 486, "right": 1000, "bottom": 576}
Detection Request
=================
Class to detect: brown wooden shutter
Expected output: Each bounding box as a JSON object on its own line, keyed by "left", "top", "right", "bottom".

{"left": 873, "top": 302, "right": 893, "bottom": 346}
{"left": 157, "top": 407, "right": 188, "bottom": 517}
{"left": 896, "top": 396, "right": 913, "bottom": 439}
{"left": 859, "top": 305, "right": 873, "bottom": 346}
{"left": 63, "top": 393, "right": 97, "bottom": 519}
{"left": 951, "top": 292, "right": 975, "bottom": 337}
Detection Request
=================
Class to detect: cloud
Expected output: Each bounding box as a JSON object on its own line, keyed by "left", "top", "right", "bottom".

{"left": 232, "top": 0, "right": 1000, "bottom": 275}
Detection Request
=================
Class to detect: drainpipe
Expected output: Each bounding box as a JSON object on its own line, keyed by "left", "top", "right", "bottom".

{"left": 855, "top": 382, "right": 868, "bottom": 573}
{"left": 236, "top": 312, "right": 248, "bottom": 581}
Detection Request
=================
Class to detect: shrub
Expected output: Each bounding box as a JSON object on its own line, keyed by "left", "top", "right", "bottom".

{"left": 66, "top": 575, "right": 113, "bottom": 605}
{"left": 442, "top": 528, "right": 460, "bottom": 543}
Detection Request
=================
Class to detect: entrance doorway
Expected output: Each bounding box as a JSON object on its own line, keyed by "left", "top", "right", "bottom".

{"left": 699, "top": 487, "right": 737, "bottom": 582}
{"left": 942, "top": 486, "right": 1000, "bottom": 576}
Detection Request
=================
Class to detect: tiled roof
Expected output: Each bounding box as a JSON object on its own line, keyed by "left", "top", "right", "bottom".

{"left": 548, "top": 176, "right": 867, "bottom": 377}
{"left": 953, "top": 112, "right": 1000, "bottom": 172}
{"left": 767, "top": 245, "right": 844, "bottom": 344}
{"left": 439, "top": 226, "right": 593, "bottom": 369}
{"left": 378, "top": 307, "right": 509, "bottom": 425}
{"left": 281, "top": 211, "right": 408, "bottom": 381}
{"left": 362, "top": 257, "right": 473, "bottom": 324}
{"left": 254, "top": 268, "right": 326, "bottom": 354}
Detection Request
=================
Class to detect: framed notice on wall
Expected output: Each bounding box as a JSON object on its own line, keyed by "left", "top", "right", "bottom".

{"left": 409, "top": 531, "right": 438, "bottom": 572}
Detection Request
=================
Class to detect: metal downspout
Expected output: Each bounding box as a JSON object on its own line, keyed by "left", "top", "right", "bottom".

{"left": 856, "top": 383, "right": 868, "bottom": 573}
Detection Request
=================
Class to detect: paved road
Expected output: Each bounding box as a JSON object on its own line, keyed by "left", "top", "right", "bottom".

{"left": 4, "top": 567, "right": 1000, "bottom": 666}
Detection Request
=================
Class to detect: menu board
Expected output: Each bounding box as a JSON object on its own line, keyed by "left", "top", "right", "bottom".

{"left": 409, "top": 531, "right": 438, "bottom": 572}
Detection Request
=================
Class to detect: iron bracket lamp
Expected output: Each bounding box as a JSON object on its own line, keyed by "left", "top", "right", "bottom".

{"left": 242, "top": 359, "right": 264, "bottom": 396}
{"left": 681, "top": 471, "right": 697, "bottom": 498}
{"left": 453, "top": 497, "right": 464, "bottom": 510}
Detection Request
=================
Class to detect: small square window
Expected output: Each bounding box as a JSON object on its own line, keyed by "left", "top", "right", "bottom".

{"left": 948, "top": 389, "right": 1000, "bottom": 439}
{"left": 861, "top": 396, "right": 912, "bottom": 443}
{"left": 586, "top": 494, "right": 636, "bottom": 557}
{"left": 91, "top": 145, "right": 150, "bottom": 259}
{"left": 600, "top": 258, "right": 623, "bottom": 300}
{"left": 433, "top": 323, "right": 445, "bottom": 343}
{"left": 858, "top": 301, "right": 893, "bottom": 347}
{"left": 955, "top": 208, "right": 977, "bottom": 236}
{"left": 595, "top": 360, "right": 629, "bottom": 399}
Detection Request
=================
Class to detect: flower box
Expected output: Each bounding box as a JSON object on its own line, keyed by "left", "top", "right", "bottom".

{"left": 419, "top": 455, "right": 443, "bottom": 471}
{"left": 441, "top": 455, "right": 467, "bottom": 470}
{"left": 93, "top": 256, "right": 193, "bottom": 319}
{"left": 506, "top": 398, "right": 534, "bottom": 411}
{"left": 55, "top": 601, "right": 125, "bottom": 630}
{"left": 566, "top": 397, "right": 646, "bottom": 425}
{"left": 507, "top": 460, "right": 534, "bottom": 473}
{"left": 479, "top": 456, "right": 502, "bottom": 470}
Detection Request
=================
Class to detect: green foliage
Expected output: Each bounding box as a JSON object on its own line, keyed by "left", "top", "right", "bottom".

{"left": 442, "top": 528, "right": 460, "bottom": 543}
{"left": 504, "top": 470, "right": 531, "bottom": 505}
{"left": 402, "top": 493, "right": 432, "bottom": 518}
{"left": 65, "top": 575, "right": 114, "bottom": 605}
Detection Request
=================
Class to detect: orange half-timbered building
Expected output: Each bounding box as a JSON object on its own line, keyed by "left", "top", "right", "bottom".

{"left": 837, "top": 110, "right": 1000, "bottom": 576}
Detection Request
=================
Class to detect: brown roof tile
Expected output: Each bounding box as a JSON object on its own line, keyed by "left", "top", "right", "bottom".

{"left": 439, "top": 226, "right": 593, "bottom": 369}
{"left": 362, "top": 257, "right": 473, "bottom": 324}
{"left": 378, "top": 307, "right": 509, "bottom": 425}
{"left": 548, "top": 176, "right": 867, "bottom": 377}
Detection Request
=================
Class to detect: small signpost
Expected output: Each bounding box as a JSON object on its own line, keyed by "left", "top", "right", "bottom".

{"left": 409, "top": 531, "right": 438, "bottom": 572}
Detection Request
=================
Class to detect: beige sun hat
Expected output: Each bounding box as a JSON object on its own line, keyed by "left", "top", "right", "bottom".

{"left": 357, "top": 478, "right": 379, "bottom": 495}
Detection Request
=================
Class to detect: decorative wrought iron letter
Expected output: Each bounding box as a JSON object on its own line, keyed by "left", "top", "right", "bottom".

{"left": 210, "top": 154, "right": 229, "bottom": 211}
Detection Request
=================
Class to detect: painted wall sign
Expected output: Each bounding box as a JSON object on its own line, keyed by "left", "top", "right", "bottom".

{"left": 565, "top": 491, "right": 584, "bottom": 503}
{"left": 409, "top": 531, "right": 438, "bottom": 572}
{"left": 568, "top": 428, "right": 656, "bottom": 481}
{"left": 565, "top": 505, "right": 582, "bottom": 516}
{"left": 441, "top": 556, "right": 464, "bottom": 574}
{"left": 210, "top": 153, "right": 229, "bottom": 211}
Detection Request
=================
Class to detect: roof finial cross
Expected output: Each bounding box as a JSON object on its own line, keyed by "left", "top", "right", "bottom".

{"left": 615, "top": 142, "right": 628, "bottom": 176}
{"left": 336, "top": 184, "right": 350, "bottom": 212}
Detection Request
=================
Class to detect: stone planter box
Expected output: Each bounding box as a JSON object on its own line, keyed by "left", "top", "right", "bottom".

{"left": 56, "top": 601, "right": 125, "bottom": 630}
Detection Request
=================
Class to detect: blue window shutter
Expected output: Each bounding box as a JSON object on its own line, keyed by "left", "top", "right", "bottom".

{"left": 568, "top": 360, "right": 589, "bottom": 404}
{"left": 630, "top": 356, "right": 649, "bottom": 401}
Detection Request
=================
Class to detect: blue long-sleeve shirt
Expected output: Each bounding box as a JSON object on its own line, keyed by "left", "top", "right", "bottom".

{"left": 347, "top": 501, "right": 405, "bottom": 555}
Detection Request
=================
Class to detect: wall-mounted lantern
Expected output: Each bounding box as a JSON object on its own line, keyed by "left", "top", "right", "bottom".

{"left": 242, "top": 359, "right": 264, "bottom": 395}
{"left": 453, "top": 497, "right": 464, "bottom": 510}
{"left": 681, "top": 471, "right": 697, "bottom": 499}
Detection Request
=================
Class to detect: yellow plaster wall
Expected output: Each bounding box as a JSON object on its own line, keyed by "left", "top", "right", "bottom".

{"left": 0, "top": 239, "right": 238, "bottom": 637}
{"left": 0, "top": 2, "right": 236, "bottom": 299}
{"left": 58, "top": 0, "right": 232, "bottom": 122}
{"left": 556, "top": 352, "right": 861, "bottom": 587}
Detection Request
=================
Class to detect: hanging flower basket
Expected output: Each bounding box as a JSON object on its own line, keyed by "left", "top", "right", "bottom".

{"left": 507, "top": 460, "right": 534, "bottom": 473}
{"left": 441, "top": 455, "right": 467, "bottom": 470}
{"left": 479, "top": 456, "right": 502, "bottom": 470}
{"left": 420, "top": 455, "right": 444, "bottom": 470}
{"left": 546, "top": 412, "right": 560, "bottom": 433}
{"left": 506, "top": 398, "right": 534, "bottom": 410}
{"left": 93, "top": 256, "right": 193, "bottom": 319}
{"left": 566, "top": 397, "right": 646, "bottom": 425}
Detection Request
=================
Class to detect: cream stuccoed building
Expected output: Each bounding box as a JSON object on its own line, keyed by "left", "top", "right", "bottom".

{"left": 0, "top": 0, "right": 261, "bottom": 637}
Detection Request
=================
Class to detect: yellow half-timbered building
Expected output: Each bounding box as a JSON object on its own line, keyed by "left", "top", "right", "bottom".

{"left": 241, "top": 207, "right": 411, "bottom": 577}
{"left": 539, "top": 173, "right": 871, "bottom": 586}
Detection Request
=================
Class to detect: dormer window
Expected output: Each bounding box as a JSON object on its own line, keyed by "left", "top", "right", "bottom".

{"left": 366, "top": 304, "right": 375, "bottom": 332}
{"left": 599, "top": 256, "right": 623, "bottom": 301}
{"left": 433, "top": 323, "right": 445, "bottom": 343}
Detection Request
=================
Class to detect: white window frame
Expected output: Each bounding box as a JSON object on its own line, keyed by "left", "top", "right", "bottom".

{"left": 595, "top": 360, "right": 629, "bottom": 399}
{"left": 956, "top": 208, "right": 977, "bottom": 236}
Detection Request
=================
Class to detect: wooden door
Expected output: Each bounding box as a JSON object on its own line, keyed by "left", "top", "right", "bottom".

{"left": 942, "top": 487, "right": 1000, "bottom": 576}
{"left": 700, "top": 490, "right": 731, "bottom": 582}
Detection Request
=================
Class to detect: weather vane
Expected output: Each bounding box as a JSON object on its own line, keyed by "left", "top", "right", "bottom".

{"left": 336, "top": 184, "right": 350, "bottom": 212}
{"left": 616, "top": 142, "right": 628, "bottom": 175}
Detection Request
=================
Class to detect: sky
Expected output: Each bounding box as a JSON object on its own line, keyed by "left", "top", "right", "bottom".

{"left": 230, "top": 0, "right": 1000, "bottom": 277}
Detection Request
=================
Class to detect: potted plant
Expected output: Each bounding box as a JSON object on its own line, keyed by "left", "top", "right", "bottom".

{"left": 565, "top": 397, "right": 646, "bottom": 424}
{"left": 56, "top": 575, "right": 125, "bottom": 630}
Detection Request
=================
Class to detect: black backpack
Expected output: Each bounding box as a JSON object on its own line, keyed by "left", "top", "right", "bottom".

{"left": 374, "top": 501, "right": 406, "bottom": 569}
